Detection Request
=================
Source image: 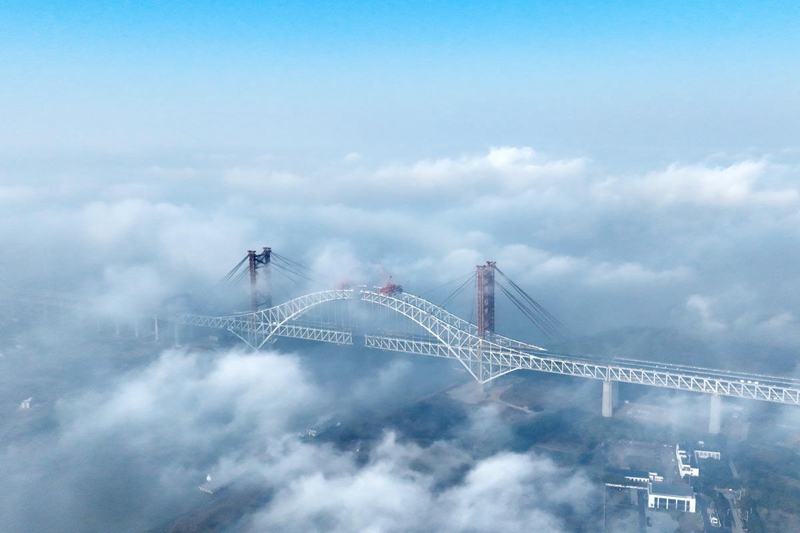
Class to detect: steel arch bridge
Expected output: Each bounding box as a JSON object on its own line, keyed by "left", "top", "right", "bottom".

{"left": 177, "top": 288, "right": 800, "bottom": 414}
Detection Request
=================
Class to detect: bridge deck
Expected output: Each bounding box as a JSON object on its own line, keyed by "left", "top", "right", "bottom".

{"left": 177, "top": 288, "right": 800, "bottom": 405}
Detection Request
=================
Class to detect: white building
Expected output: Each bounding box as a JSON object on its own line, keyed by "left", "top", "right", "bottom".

{"left": 676, "top": 444, "right": 699, "bottom": 477}
{"left": 695, "top": 449, "right": 721, "bottom": 460}
{"left": 647, "top": 482, "right": 696, "bottom": 513}
{"left": 676, "top": 443, "right": 722, "bottom": 478}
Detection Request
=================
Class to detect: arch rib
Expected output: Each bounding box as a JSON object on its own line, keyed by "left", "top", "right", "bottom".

{"left": 177, "top": 289, "right": 800, "bottom": 403}
{"left": 359, "top": 290, "right": 522, "bottom": 382}
{"left": 177, "top": 289, "right": 355, "bottom": 350}
{"left": 397, "top": 292, "right": 547, "bottom": 353}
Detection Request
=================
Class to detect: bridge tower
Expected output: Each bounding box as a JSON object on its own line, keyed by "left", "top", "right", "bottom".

{"left": 476, "top": 261, "right": 496, "bottom": 339}
{"left": 245, "top": 247, "right": 272, "bottom": 349}
{"left": 473, "top": 261, "right": 496, "bottom": 383}
{"left": 247, "top": 247, "right": 272, "bottom": 313}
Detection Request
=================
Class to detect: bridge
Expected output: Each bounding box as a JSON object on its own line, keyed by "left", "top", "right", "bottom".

{"left": 175, "top": 249, "right": 800, "bottom": 434}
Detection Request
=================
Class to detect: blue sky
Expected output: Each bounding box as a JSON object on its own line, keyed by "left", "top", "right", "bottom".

{"left": 2, "top": 1, "right": 798, "bottom": 159}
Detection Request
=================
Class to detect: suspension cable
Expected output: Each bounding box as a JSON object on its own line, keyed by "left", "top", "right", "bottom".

{"left": 496, "top": 267, "right": 566, "bottom": 329}
{"left": 493, "top": 267, "right": 570, "bottom": 341}
{"left": 420, "top": 272, "right": 474, "bottom": 297}
{"left": 438, "top": 273, "right": 476, "bottom": 310}
{"left": 496, "top": 281, "right": 564, "bottom": 341}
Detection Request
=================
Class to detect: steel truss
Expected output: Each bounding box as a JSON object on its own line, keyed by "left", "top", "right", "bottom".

{"left": 177, "top": 289, "right": 355, "bottom": 349}
{"left": 177, "top": 289, "right": 800, "bottom": 406}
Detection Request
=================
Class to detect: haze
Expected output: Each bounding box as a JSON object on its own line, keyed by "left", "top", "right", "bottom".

{"left": 1, "top": 2, "right": 799, "bottom": 532}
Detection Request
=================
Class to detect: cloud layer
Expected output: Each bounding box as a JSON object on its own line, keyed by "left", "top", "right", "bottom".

{"left": 3, "top": 146, "right": 798, "bottom": 361}
{"left": 0, "top": 347, "right": 596, "bottom": 533}
{"left": 2, "top": 146, "right": 799, "bottom": 532}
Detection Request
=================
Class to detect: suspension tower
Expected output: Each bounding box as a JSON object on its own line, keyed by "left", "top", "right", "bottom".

{"left": 476, "top": 261, "right": 496, "bottom": 339}
{"left": 472, "top": 261, "right": 496, "bottom": 384}
{"left": 245, "top": 247, "right": 271, "bottom": 349}
{"left": 247, "top": 247, "right": 272, "bottom": 313}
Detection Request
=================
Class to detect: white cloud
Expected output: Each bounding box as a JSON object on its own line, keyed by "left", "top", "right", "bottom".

{"left": 0, "top": 346, "right": 598, "bottom": 533}
{"left": 81, "top": 199, "right": 184, "bottom": 245}
{"left": 438, "top": 452, "right": 588, "bottom": 533}
{"left": 8, "top": 145, "right": 800, "bottom": 533}
{"left": 594, "top": 160, "right": 799, "bottom": 207}
{"left": 5, "top": 146, "right": 800, "bottom": 352}
{"left": 685, "top": 294, "right": 727, "bottom": 332}
{"left": 375, "top": 146, "right": 586, "bottom": 196}
{"left": 89, "top": 264, "right": 169, "bottom": 320}
{"left": 249, "top": 433, "right": 593, "bottom": 533}
{"left": 224, "top": 167, "right": 311, "bottom": 196}
{"left": 217, "top": 147, "right": 586, "bottom": 207}
{"left": 63, "top": 349, "right": 317, "bottom": 449}
{"left": 489, "top": 243, "right": 691, "bottom": 289}
{"left": 584, "top": 261, "right": 692, "bottom": 287}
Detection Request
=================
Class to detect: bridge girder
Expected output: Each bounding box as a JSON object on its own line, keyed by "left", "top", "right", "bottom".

{"left": 176, "top": 289, "right": 800, "bottom": 405}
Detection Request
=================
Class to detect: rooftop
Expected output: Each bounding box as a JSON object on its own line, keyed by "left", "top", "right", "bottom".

{"left": 608, "top": 467, "right": 650, "bottom": 479}
{"left": 649, "top": 482, "right": 694, "bottom": 498}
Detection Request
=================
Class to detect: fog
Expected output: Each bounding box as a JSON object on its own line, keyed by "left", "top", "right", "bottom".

{"left": 4, "top": 146, "right": 799, "bottom": 355}
{"left": 1, "top": 146, "right": 798, "bottom": 531}
{"left": 0, "top": 340, "right": 600, "bottom": 533}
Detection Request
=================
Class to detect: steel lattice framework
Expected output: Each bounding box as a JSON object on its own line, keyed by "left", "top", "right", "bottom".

{"left": 177, "top": 288, "right": 800, "bottom": 406}
{"left": 178, "top": 289, "right": 355, "bottom": 349}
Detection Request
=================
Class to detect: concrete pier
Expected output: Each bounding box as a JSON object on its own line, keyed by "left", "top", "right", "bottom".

{"left": 709, "top": 394, "right": 722, "bottom": 434}
{"left": 602, "top": 379, "right": 616, "bottom": 417}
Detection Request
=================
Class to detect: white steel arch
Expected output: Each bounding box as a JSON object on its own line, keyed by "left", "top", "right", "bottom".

{"left": 360, "top": 290, "right": 522, "bottom": 382}
{"left": 177, "top": 289, "right": 355, "bottom": 349}
{"left": 177, "top": 288, "right": 800, "bottom": 404}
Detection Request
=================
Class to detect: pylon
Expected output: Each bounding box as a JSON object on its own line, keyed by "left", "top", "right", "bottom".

{"left": 476, "top": 261, "right": 496, "bottom": 339}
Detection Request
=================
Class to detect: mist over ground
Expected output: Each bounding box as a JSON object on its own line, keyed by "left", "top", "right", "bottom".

{"left": 1, "top": 146, "right": 799, "bottom": 531}
{"left": 0, "top": 336, "right": 600, "bottom": 533}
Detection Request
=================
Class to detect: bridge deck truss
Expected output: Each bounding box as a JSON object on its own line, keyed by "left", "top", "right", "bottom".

{"left": 177, "top": 288, "right": 800, "bottom": 406}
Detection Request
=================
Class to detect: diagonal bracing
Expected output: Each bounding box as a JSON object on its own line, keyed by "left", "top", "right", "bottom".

{"left": 177, "top": 288, "right": 800, "bottom": 406}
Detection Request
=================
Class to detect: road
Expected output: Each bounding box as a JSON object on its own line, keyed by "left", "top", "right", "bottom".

{"left": 720, "top": 490, "right": 745, "bottom": 533}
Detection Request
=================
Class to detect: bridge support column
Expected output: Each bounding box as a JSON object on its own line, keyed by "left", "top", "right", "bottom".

{"left": 709, "top": 394, "right": 722, "bottom": 434}
{"left": 476, "top": 262, "right": 496, "bottom": 339}
{"left": 602, "top": 379, "right": 616, "bottom": 417}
